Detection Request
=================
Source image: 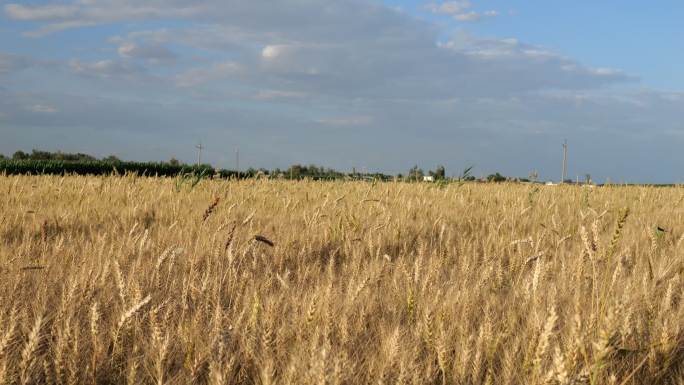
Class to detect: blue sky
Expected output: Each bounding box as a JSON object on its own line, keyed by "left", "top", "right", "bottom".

{"left": 1, "top": 0, "right": 683, "bottom": 182}
{"left": 394, "top": 0, "right": 684, "bottom": 90}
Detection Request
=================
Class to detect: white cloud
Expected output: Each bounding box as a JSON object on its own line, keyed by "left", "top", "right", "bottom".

{"left": 69, "top": 59, "right": 144, "bottom": 79}
{"left": 3, "top": 2, "right": 635, "bottom": 98}
{"left": 4, "top": 4, "right": 79, "bottom": 20}
{"left": 117, "top": 42, "right": 138, "bottom": 57}
{"left": 175, "top": 61, "right": 242, "bottom": 87}
{"left": 658, "top": 92, "right": 684, "bottom": 102}
{"left": 590, "top": 67, "right": 622, "bottom": 76}
{"left": 1, "top": 1, "right": 403, "bottom": 41}
{"left": 426, "top": 1, "right": 497, "bottom": 22}
{"left": 117, "top": 42, "right": 176, "bottom": 64}
{"left": 4, "top": 2, "right": 203, "bottom": 28}
{"left": 24, "top": 20, "right": 98, "bottom": 37}
{"left": 454, "top": 12, "right": 480, "bottom": 21}
{"left": 27, "top": 104, "right": 57, "bottom": 113}
{"left": 262, "top": 45, "right": 290, "bottom": 60}
{"left": 426, "top": 1, "right": 471, "bottom": 15}
{"left": 3, "top": 0, "right": 673, "bottom": 182}
{"left": 255, "top": 89, "right": 308, "bottom": 100}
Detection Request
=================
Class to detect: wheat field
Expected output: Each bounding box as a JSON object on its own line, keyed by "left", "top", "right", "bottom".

{"left": 1, "top": 175, "right": 683, "bottom": 384}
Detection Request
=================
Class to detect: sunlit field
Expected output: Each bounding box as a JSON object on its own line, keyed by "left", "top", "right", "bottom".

{"left": 1, "top": 175, "right": 683, "bottom": 385}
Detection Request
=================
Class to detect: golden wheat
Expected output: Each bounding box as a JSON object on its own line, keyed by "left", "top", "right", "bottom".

{"left": 1, "top": 175, "right": 684, "bottom": 384}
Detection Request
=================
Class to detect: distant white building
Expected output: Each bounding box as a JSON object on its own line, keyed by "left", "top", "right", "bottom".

{"left": 423, "top": 175, "right": 435, "bottom": 182}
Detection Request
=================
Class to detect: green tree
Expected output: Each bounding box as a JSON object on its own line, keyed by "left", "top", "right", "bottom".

{"left": 12, "top": 151, "right": 28, "bottom": 160}
{"left": 408, "top": 165, "right": 424, "bottom": 182}
{"left": 487, "top": 173, "right": 506, "bottom": 183}
{"left": 434, "top": 165, "right": 446, "bottom": 180}
{"left": 30, "top": 149, "right": 53, "bottom": 160}
{"left": 103, "top": 155, "right": 121, "bottom": 162}
{"left": 288, "top": 164, "right": 304, "bottom": 179}
{"left": 246, "top": 167, "right": 258, "bottom": 177}
{"left": 52, "top": 151, "right": 96, "bottom": 161}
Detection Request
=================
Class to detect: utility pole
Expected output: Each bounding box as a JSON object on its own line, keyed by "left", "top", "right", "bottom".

{"left": 561, "top": 140, "right": 568, "bottom": 184}
{"left": 196, "top": 143, "right": 204, "bottom": 166}
{"left": 235, "top": 147, "right": 240, "bottom": 173}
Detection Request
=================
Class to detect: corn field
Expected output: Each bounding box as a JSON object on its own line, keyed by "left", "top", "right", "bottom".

{"left": 0, "top": 160, "right": 215, "bottom": 178}
{"left": 1, "top": 175, "right": 683, "bottom": 384}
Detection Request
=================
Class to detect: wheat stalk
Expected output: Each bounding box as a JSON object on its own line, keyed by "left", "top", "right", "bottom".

{"left": 19, "top": 313, "right": 43, "bottom": 385}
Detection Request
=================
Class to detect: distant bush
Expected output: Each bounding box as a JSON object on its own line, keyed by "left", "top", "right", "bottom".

{"left": 486, "top": 172, "right": 507, "bottom": 183}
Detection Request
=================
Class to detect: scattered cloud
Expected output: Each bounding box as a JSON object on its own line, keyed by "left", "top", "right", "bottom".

{"left": 658, "top": 92, "right": 684, "bottom": 102}
{"left": 23, "top": 21, "right": 98, "bottom": 38}
{"left": 254, "top": 89, "right": 308, "bottom": 100}
{"left": 590, "top": 67, "right": 624, "bottom": 76}
{"left": 262, "top": 45, "right": 289, "bottom": 60}
{"left": 175, "top": 61, "right": 242, "bottom": 87}
{"left": 4, "top": 4, "right": 79, "bottom": 21}
{"left": 116, "top": 42, "right": 176, "bottom": 64}
{"left": 426, "top": 1, "right": 498, "bottom": 22}
{"left": 27, "top": 104, "right": 57, "bottom": 113}
{"left": 4, "top": 2, "right": 204, "bottom": 34}
{"left": 316, "top": 116, "right": 372, "bottom": 126}
{"left": 2, "top": 0, "right": 679, "bottom": 182}
{"left": 426, "top": 1, "right": 471, "bottom": 15}
{"left": 454, "top": 11, "right": 481, "bottom": 21}
{"left": 69, "top": 59, "right": 145, "bottom": 79}
{"left": 1, "top": 1, "right": 636, "bottom": 100}
{"left": 437, "top": 35, "right": 633, "bottom": 90}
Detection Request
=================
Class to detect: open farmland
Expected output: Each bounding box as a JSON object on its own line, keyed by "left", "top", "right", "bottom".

{"left": 1, "top": 175, "right": 684, "bottom": 384}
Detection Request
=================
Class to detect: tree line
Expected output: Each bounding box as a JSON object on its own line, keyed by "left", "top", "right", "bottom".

{"left": 0, "top": 149, "right": 522, "bottom": 182}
